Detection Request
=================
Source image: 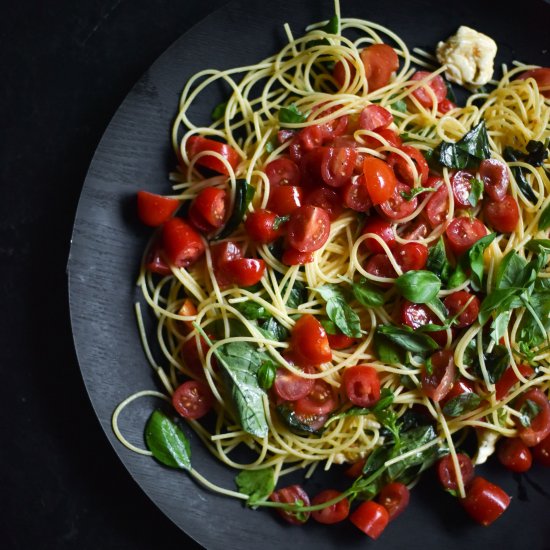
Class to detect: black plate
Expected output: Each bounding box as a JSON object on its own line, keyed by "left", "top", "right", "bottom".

{"left": 68, "top": 0, "right": 550, "bottom": 548}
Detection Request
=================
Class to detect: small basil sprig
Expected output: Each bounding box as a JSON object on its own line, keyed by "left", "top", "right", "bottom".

{"left": 468, "top": 177, "right": 484, "bottom": 207}
{"left": 214, "top": 179, "right": 255, "bottom": 240}
{"left": 395, "top": 270, "right": 441, "bottom": 304}
{"left": 400, "top": 187, "right": 436, "bottom": 201}
{"left": 327, "top": 388, "right": 395, "bottom": 426}
{"left": 279, "top": 104, "right": 307, "bottom": 124}
{"left": 235, "top": 468, "right": 275, "bottom": 506}
{"left": 376, "top": 325, "right": 439, "bottom": 354}
{"left": 442, "top": 393, "right": 482, "bottom": 417}
{"left": 426, "top": 237, "right": 452, "bottom": 284}
{"left": 314, "top": 284, "right": 362, "bottom": 338}
{"left": 352, "top": 277, "right": 385, "bottom": 307}
{"left": 438, "top": 121, "right": 490, "bottom": 169}
{"left": 448, "top": 233, "right": 496, "bottom": 290}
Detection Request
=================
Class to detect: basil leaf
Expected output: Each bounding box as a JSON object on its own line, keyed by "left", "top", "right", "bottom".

{"left": 257, "top": 361, "right": 277, "bottom": 390}
{"left": 439, "top": 142, "right": 470, "bottom": 169}
{"left": 503, "top": 146, "right": 538, "bottom": 204}
{"left": 447, "top": 262, "right": 468, "bottom": 289}
{"left": 478, "top": 287, "right": 521, "bottom": 325}
{"left": 211, "top": 101, "right": 228, "bottom": 121}
{"left": 235, "top": 300, "right": 270, "bottom": 320}
{"left": 518, "top": 290, "right": 550, "bottom": 346}
{"left": 391, "top": 98, "right": 408, "bottom": 113}
{"left": 214, "top": 179, "right": 255, "bottom": 240}
{"left": 352, "top": 277, "right": 385, "bottom": 307}
{"left": 442, "top": 393, "right": 482, "bottom": 417}
{"left": 465, "top": 233, "right": 496, "bottom": 291}
{"left": 468, "top": 177, "right": 484, "bottom": 207}
{"left": 395, "top": 270, "right": 441, "bottom": 304}
{"left": 279, "top": 104, "right": 307, "bottom": 124}
{"left": 524, "top": 139, "right": 549, "bottom": 166}
{"left": 519, "top": 399, "right": 542, "bottom": 428}
{"left": 426, "top": 237, "right": 452, "bottom": 283}
{"left": 320, "top": 318, "right": 338, "bottom": 335}
{"left": 277, "top": 405, "right": 324, "bottom": 436}
{"left": 445, "top": 79, "right": 458, "bottom": 103}
{"left": 456, "top": 121, "right": 490, "bottom": 159}
{"left": 315, "top": 285, "right": 362, "bottom": 338}
{"left": 273, "top": 215, "right": 289, "bottom": 230}
{"left": 495, "top": 251, "right": 528, "bottom": 290}
{"left": 376, "top": 325, "right": 439, "bottom": 354}
{"left": 315, "top": 284, "right": 345, "bottom": 302}
{"left": 235, "top": 468, "right": 275, "bottom": 505}
{"left": 259, "top": 318, "right": 289, "bottom": 341}
{"left": 328, "top": 389, "right": 395, "bottom": 425}
{"left": 285, "top": 280, "right": 307, "bottom": 310}
{"left": 374, "top": 333, "right": 405, "bottom": 364}
{"left": 473, "top": 344, "right": 510, "bottom": 384}
{"left": 321, "top": 14, "right": 339, "bottom": 34}
{"left": 145, "top": 410, "right": 191, "bottom": 470}
{"left": 401, "top": 187, "right": 436, "bottom": 201}
{"left": 491, "top": 310, "right": 511, "bottom": 342}
{"left": 526, "top": 239, "right": 550, "bottom": 255}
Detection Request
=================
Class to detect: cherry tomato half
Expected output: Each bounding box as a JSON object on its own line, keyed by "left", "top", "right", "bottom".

{"left": 497, "top": 437, "right": 532, "bottom": 473}
{"left": 186, "top": 136, "right": 240, "bottom": 176}
{"left": 438, "top": 98, "right": 457, "bottom": 114}
{"left": 422, "top": 349, "right": 455, "bottom": 402}
{"left": 360, "top": 44, "right": 399, "bottom": 92}
{"left": 269, "top": 485, "right": 311, "bottom": 525}
{"left": 172, "top": 380, "right": 213, "bottom": 420}
{"left": 181, "top": 334, "right": 211, "bottom": 377}
{"left": 361, "top": 217, "right": 396, "bottom": 254}
{"left": 137, "top": 191, "right": 179, "bottom": 227}
{"left": 358, "top": 105, "right": 393, "bottom": 131}
{"left": 395, "top": 242, "right": 428, "bottom": 272}
{"left": 286, "top": 206, "right": 331, "bottom": 253}
{"left": 245, "top": 209, "right": 284, "bottom": 244}
{"left": 282, "top": 247, "right": 315, "bottom": 266}
{"left": 517, "top": 67, "right": 550, "bottom": 98}
{"left": 425, "top": 183, "right": 449, "bottom": 228}
{"left": 443, "top": 291, "right": 480, "bottom": 328}
{"left": 162, "top": 218, "right": 206, "bottom": 268}
{"left": 379, "top": 182, "right": 418, "bottom": 220}
{"left": 190, "top": 187, "right": 227, "bottom": 230}
{"left": 290, "top": 314, "right": 332, "bottom": 366}
{"left": 513, "top": 388, "right": 550, "bottom": 447}
{"left": 400, "top": 300, "right": 445, "bottom": 345}
{"left": 363, "top": 156, "right": 397, "bottom": 205}
{"left": 311, "top": 490, "right": 350, "bottom": 524}
{"left": 387, "top": 146, "right": 429, "bottom": 186}
{"left": 450, "top": 170, "right": 475, "bottom": 208}
{"left": 321, "top": 147, "right": 358, "bottom": 187}
{"left": 342, "top": 365, "right": 381, "bottom": 407}
{"left": 267, "top": 185, "right": 304, "bottom": 216}
{"left": 495, "top": 364, "right": 534, "bottom": 401}
{"left": 532, "top": 434, "right": 550, "bottom": 467}
{"left": 222, "top": 258, "right": 266, "bottom": 287}
{"left": 273, "top": 367, "right": 315, "bottom": 402}
{"left": 378, "top": 482, "right": 410, "bottom": 521}
{"left": 365, "top": 254, "right": 397, "bottom": 282}
{"left": 460, "top": 476, "right": 510, "bottom": 526}
{"left": 341, "top": 175, "right": 373, "bottom": 213}
{"left": 445, "top": 216, "right": 487, "bottom": 256}
{"left": 145, "top": 237, "right": 171, "bottom": 276}
{"left": 265, "top": 157, "right": 301, "bottom": 187}
{"left": 327, "top": 332, "right": 357, "bottom": 350}
{"left": 480, "top": 159, "right": 509, "bottom": 202}
{"left": 350, "top": 501, "right": 390, "bottom": 540}
{"left": 295, "top": 379, "right": 338, "bottom": 416}
{"left": 410, "top": 71, "right": 447, "bottom": 108}
{"left": 484, "top": 195, "right": 520, "bottom": 233}
{"left": 305, "top": 186, "right": 343, "bottom": 221}
{"left": 436, "top": 453, "right": 475, "bottom": 491}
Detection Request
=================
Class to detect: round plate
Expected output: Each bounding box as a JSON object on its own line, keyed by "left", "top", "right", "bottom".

{"left": 68, "top": 0, "right": 550, "bottom": 548}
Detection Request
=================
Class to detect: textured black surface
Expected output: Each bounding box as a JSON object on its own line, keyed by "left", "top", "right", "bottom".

{"left": 3, "top": 0, "right": 550, "bottom": 549}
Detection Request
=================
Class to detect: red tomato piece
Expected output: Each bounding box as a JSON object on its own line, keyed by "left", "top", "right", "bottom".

{"left": 422, "top": 349, "right": 455, "bottom": 402}
{"left": 387, "top": 145, "right": 429, "bottom": 186}
{"left": 480, "top": 159, "right": 509, "bottom": 202}
{"left": 401, "top": 300, "right": 444, "bottom": 334}
{"left": 443, "top": 291, "right": 480, "bottom": 328}
{"left": 245, "top": 209, "right": 284, "bottom": 244}
{"left": 295, "top": 379, "right": 338, "bottom": 416}
{"left": 378, "top": 482, "right": 410, "bottom": 521}
{"left": 311, "top": 490, "right": 350, "bottom": 524}
{"left": 401, "top": 219, "right": 429, "bottom": 241}
{"left": 181, "top": 334, "right": 211, "bottom": 377}
{"left": 359, "top": 105, "right": 393, "bottom": 131}
{"left": 532, "top": 434, "right": 550, "bottom": 467}
{"left": 327, "top": 332, "right": 357, "bottom": 350}
{"left": 441, "top": 377, "right": 475, "bottom": 408}
{"left": 282, "top": 247, "right": 315, "bottom": 266}
{"left": 286, "top": 206, "right": 331, "bottom": 253}
{"left": 425, "top": 183, "right": 449, "bottom": 228}
{"left": 450, "top": 170, "right": 475, "bottom": 208}
{"left": 350, "top": 501, "right": 390, "bottom": 540}
{"left": 186, "top": 136, "right": 240, "bottom": 176}
{"left": 484, "top": 195, "right": 520, "bottom": 233}
{"left": 497, "top": 437, "right": 533, "bottom": 473}
{"left": 342, "top": 175, "right": 373, "bottom": 212}
{"left": 495, "top": 364, "right": 534, "bottom": 400}
{"left": 379, "top": 182, "right": 418, "bottom": 220}
{"left": 332, "top": 58, "right": 355, "bottom": 89}
{"left": 273, "top": 367, "right": 315, "bottom": 402}
{"left": 269, "top": 485, "right": 311, "bottom": 525}
{"left": 289, "top": 125, "right": 325, "bottom": 162}
{"left": 305, "top": 186, "right": 343, "bottom": 221}
{"left": 190, "top": 187, "right": 227, "bottom": 229}
{"left": 222, "top": 258, "right": 266, "bottom": 287}
{"left": 188, "top": 200, "right": 215, "bottom": 233}
{"left": 361, "top": 217, "right": 396, "bottom": 254}
{"left": 172, "top": 380, "right": 213, "bottom": 420}
{"left": 395, "top": 242, "right": 429, "bottom": 272}
{"left": 162, "top": 218, "right": 206, "bottom": 268}
{"left": 137, "top": 191, "right": 179, "bottom": 227}
{"left": 363, "top": 156, "right": 397, "bottom": 205}
{"left": 342, "top": 365, "right": 381, "bottom": 407}
{"left": 517, "top": 67, "right": 550, "bottom": 98}
{"left": 321, "top": 147, "right": 357, "bottom": 187}
{"left": 438, "top": 98, "right": 457, "bottom": 114}
{"left": 410, "top": 71, "right": 447, "bottom": 108}
{"left": 267, "top": 185, "right": 304, "bottom": 216}
{"left": 210, "top": 241, "right": 242, "bottom": 286}
{"left": 460, "top": 476, "right": 510, "bottom": 526}
{"left": 365, "top": 254, "right": 397, "bottom": 282}
{"left": 363, "top": 128, "right": 403, "bottom": 149}
{"left": 344, "top": 459, "right": 366, "bottom": 479}
{"left": 265, "top": 157, "right": 301, "bottom": 188}
{"left": 145, "top": 237, "right": 171, "bottom": 276}
{"left": 436, "top": 453, "right": 475, "bottom": 491}
{"left": 177, "top": 298, "right": 198, "bottom": 335}
{"left": 291, "top": 314, "right": 332, "bottom": 366}
{"left": 311, "top": 103, "right": 349, "bottom": 140}
{"left": 445, "top": 216, "right": 487, "bottom": 256}
{"left": 360, "top": 44, "right": 399, "bottom": 91}
{"left": 513, "top": 388, "right": 550, "bottom": 447}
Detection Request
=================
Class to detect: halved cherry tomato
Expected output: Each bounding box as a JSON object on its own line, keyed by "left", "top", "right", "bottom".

{"left": 268, "top": 185, "right": 304, "bottom": 216}
{"left": 265, "top": 157, "right": 301, "bottom": 187}
{"left": 400, "top": 300, "right": 445, "bottom": 345}
{"left": 342, "top": 175, "right": 373, "bottom": 212}
{"left": 358, "top": 105, "right": 393, "bottom": 131}
{"left": 222, "top": 258, "right": 266, "bottom": 287}
{"left": 270, "top": 485, "right": 310, "bottom": 525}
{"left": 422, "top": 349, "right": 455, "bottom": 402}
{"left": 137, "top": 191, "right": 179, "bottom": 227}
{"left": 190, "top": 187, "right": 227, "bottom": 229}
{"left": 387, "top": 146, "right": 429, "bottom": 185}
{"left": 425, "top": 183, "right": 449, "bottom": 228}
{"left": 350, "top": 501, "right": 389, "bottom": 539}
{"left": 378, "top": 482, "right": 410, "bottom": 521}
{"left": 441, "top": 377, "right": 475, "bottom": 408}
{"left": 450, "top": 170, "right": 475, "bottom": 208}
{"left": 363, "top": 156, "right": 397, "bottom": 205}
{"left": 484, "top": 195, "right": 520, "bottom": 233}
{"left": 332, "top": 57, "right": 356, "bottom": 89}
{"left": 460, "top": 476, "right": 510, "bottom": 526}
{"left": 436, "top": 453, "right": 475, "bottom": 491}
{"left": 289, "top": 125, "right": 324, "bottom": 162}
{"left": 311, "top": 490, "right": 350, "bottom": 524}
{"left": 342, "top": 365, "right": 381, "bottom": 407}
{"left": 188, "top": 199, "right": 215, "bottom": 233}
{"left": 443, "top": 291, "right": 480, "bottom": 328}
{"left": 321, "top": 147, "right": 357, "bottom": 187}
{"left": 210, "top": 241, "right": 242, "bottom": 286}
{"left": 172, "top": 380, "right": 213, "bottom": 420}
{"left": 282, "top": 247, "right": 315, "bottom": 266}
{"left": 186, "top": 136, "right": 240, "bottom": 176}
{"left": 513, "top": 388, "right": 550, "bottom": 447}
{"left": 177, "top": 298, "right": 198, "bottom": 334}
{"left": 445, "top": 216, "right": 487, "bottom": 256}
{"left": 364, "top": 128, "right": 403, "bottom": 149}
{"left": 311, "top": 103, "right": 349, "bottom": 140}
{"left": 395, "top": 242, "right": 428, "bottom": 272}
{"left": 438, "top": 98, "right": 457, "bottom": 114}
{"left": 497, "top": 437, "right": 532, "bottom": 473}
{"left": 299, "top": 147, "right": 327, "bottom": 188}
{"left": 410, "top": 71, "right": 447, "bottom": 108}
{"left": 145, "top": 237, "right": 171, "bottom": 275}
{"left": 480, "top": 159, "right": 509, "bottom": 202}
{"left": 495, "top": 364, "right": 534, "bottom": 401}
{"left": 379, "top": 182, "right": 418, "bottom": 220}
{"left": 365, "top": 254, "right": 397, "bottom": 282}
{"left": 295, "top": 378, "right": 338, "bottom": 415}
{"left": 360, "top": 44, "right": 399, "bottom": 91}
{"left": 162, "top": 218, "right": 205, "bottom": 268}
{"left": 273, "top": 367, "right": 315, "bottom": 402}
{"left": 287, "top": 206, "right": 331, "bottom": 253}
{"left": 517, "top": 67, "right": 550, "bottom": 98}
{"left": 293, "top": 409, "right": 329, "bottom": 432}
{"left": 361, "top": 217, "right": 396, "bottom": 254}
{"left": 245, "top": 209, "right": 284, "bottom": 244}
{"left": 290, "top": 314, "right": 332, "bottom": 366}
{"left": 328, "top": 332, "right": 357, "bottom": 350}
{"left": 532, "top": 434, "right": 550, "bottom": 466}
{"left": 401, "top": 219, "right": 429, "bottom": 241}
{"left": 305, "top": 187, "right": 343, "bottom": 221}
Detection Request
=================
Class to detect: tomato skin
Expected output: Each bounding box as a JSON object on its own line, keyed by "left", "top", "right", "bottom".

{"left": 327, "top": 332, "right": 357, "bottom": 350}
{"left": 422, "top": 349, "right": 455, "bottom": 402}
{"left": 480, "top": 159, "right": 509, "bottom": 202}
{"left": 358, "top": 105, "right": 393, "bottom": 131}
{"left": 450, "top": 170, "right": 475, "bottom": 208}
{"left": 145, "top": 237, "right": 171, "bottom": 275}
{"left": 495, "top": 364, "right": 534, "bottom": 400}
{"left": 360, "top": 44, "right": 399, "bottom": 91}
{"left": 321, "top": 147, "right": 357, "bottom": 187}
{"left": 162, "top": 218, "right": 206, "bottom": 268}
{"left": 282, "top": 247, "right": 314, "bottom": 266}
{"left": 460, "top": 476, "right": 510, "bottom": 526}
{"left": 222, "top": 258, "right": 266, "bottom": 287}
{"left": 401, "top": 300, "right": 444, "bottom": 345}
{"left": 345, "top": 459, "right": 366, "bottom": 478}
{"left": 181, "top": 334, "right": 211, "bottom": 377}
{"left": 532, "top": 434, "right": 550, "bottom": 466}
{"left": 387, "top": 146, "right": 429, "bottom": 186}
{"left": 350, "top": 501, "right": 390, "bottom": 540}
{"left": 342, "top": 365, "right": 381, "bottom": 407}
{"left": 311, "top": 490, "right": 350, "bottom": 524}
{"left": 290, "top": 314, "right": 332, "bottom": 366}
{"left": 305, "top": 186, "right": 343, "bottom": 221}
{"left": 137, "top": 191, "right": 179, "bottom": 227}
{"left": 378, "top": 182, "right": 418, "bottom": 220}
{"left": 484, "top": 195, "right": 520, "bottom": 233}
{"left": 286, "top": 206, "right": 331, "bottom": 253}
{"left": 269, "top": 485, "right": 311, "bottom": 525}
{"left": 438, "top": 98, "right": 457, "bottom": 114}
{"left": 517, "top": 68, "right": 550, "bottom": 98}
{"left": 190, "top": 187, "right": 227, "bottom": 230}
{"left": 268, "top": 185, "right": 304, "bottom": 216}
{"left": 245, "top": 209, "right": 284, "bottom": 244}
{"left": 289, "top": 125, "right": 324, "bottom": 162}
{"left": 443, "top": 291, "right": 480, "bottom": 328}
{"left": 363, "top": 128, "right": 403, "bottom": 149}
{"left": 361, "top": 217, "right": 396, "bottom": 254}
{"left": 273, "top": 367, "right": 315, "bottom": 402}
{"left": 395, "top": 242, "right": 428, "bottom": 272}
{"left": 436, "top": 453, "right": 475, "bottom": 491}
{"left": 378, "top": 482, "right": 410, "bottom": 521}
{"left": 445, "top": 216, "right": 487, "bottom": 256}
{"left": 497, "top": 438, "right": 533, "bottom": 473}
{"left": 365, "top": 254, "right": 397, "bottom": 282}
{"left": 172, "top": 380, "right": 213, "bottom": 420}
{"left": 295, "top": 379, "right": 338, "bottom": 416}
{"left": 177, "top": 298, "right": 198, "bottom": 334}
{"left": 513, "top": 388, "right": 550, "bottom": 447}
{"left": 186, "top": 136, "right": 240, "bottom": 176}
{"left": 425, "top": 183, "right": 449, "bottom": 228}
{"left": 265, "top": 157, "right": 301, "bottom": 187}
{"left": 410, "top": 71, "right": 447, "bottom": 108}
{"left": 363, "top": 156, "right": 397, "bottom": 205}
{"left": 341, "top": 175, "right": 373, "bottom": 212}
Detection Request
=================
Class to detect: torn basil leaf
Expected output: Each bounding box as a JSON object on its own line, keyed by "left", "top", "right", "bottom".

{"left": 442, "top": 393, "right": 481, "bottom": 417}
{"left": 352, "top": 277, "right": 385, "bottom": 307}
{"left": 519, "top": 399, "right": 542, "bottom": 428}
{"left": 211, "top": 100, "right": 228, "bottom": 121}
{"left": 376, "top": 325, "right": 439, "bottom": 354}
{"left": 468, "top": 177, "right": 484, "bottom": 207}
{"left": 426, "top": 237, "right": 452, "bottom": 283}
{"left": 315, "top": 284, "right": 362, "bottom": 338}
{"left": 235, "top": 468, "right": 275, "bottom": 505}
{"left": 395, "top": 270, "right": 441, "bottom": 304}
{"left": 279, "top": 104, "right": 307, "bottom": 124}
{"left": 438, "top": 121, "right": 490, "bottom": 169}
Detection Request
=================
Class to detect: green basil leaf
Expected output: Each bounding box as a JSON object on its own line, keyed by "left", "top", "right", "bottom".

{"left": 374, "top": 333, "right": 405, "bottom": 364}
{"left": 468, "top": 177, "right": 484, "bottom": 207}
{"left": 473, "top": 344, "right": 510, "bottom": 384}
{"left": 315, "top": 284, "right": 345, "bottom": 302}
{"left": 273, "top": 215, "right": 289, "bottom": 230}
{"left": 320, "top": 318, "right": 338, "bottom": 335}
{"left": 447, "top": 263, "right": 468, "bottom": 289}
{"left": 395, "top": 270, "right": 441, "bottom": 304}
{"left": 401, "top": 187, "right": 436, "bottom": 201}
{"left": 321, "top": 14, "right": 339, "bottom": 34}
{"left": 235, "top": 300, "right": 270, "bottom": 320}
{"left": 328, "top": 389, "right": 395, "bottom": 426}
{"left": 490, "top": 310, "right": 512, "bottom": 343}
{"left": 439, "top": 142, "right": 470, "bottom": 169}
{"left": 279, "top": 104, "right": 307, "bottom": 124}
{"left": 284, "top": 280, "right": 307, "bottom": 310}
{"left": 525, "top": 239, "right": 550, "bottom": 255}
{"left": 235, "top": 468, "right": 275, "bottom": 505}
{"left": 315, "top": 285, "right": 362, "bottom": 338}
{"left": 376, "top": 325, "right": 439, "bottom": 354}
{"left": 257, "top": 361, "right": 277, "bottom": 390}
{"left": 211, "top": 101, "right": 228, "bottom": 121}
{"left": 352, "top": 277, "right": 386, "bottom": 307}
{"left": 259, "top": 318, "right": 289, "bottom": 341}
{"left": 465, "top": 232, "right": 496, "bottom": 290}
{"left": 456, "top": 121, "right": 490, "bottom": 159}
{"left": 145, "top": 410, "right": 192, "bottom": 470}
{"left": 524, "top": 139, "right": 549, "bottom": 167}
{"left": 442, "top": 393, "right": 482, "bottom": 417}
{"left": 426, "top": 237, "right": 452, "bottom": 283}
{"left": 214, "top": 179, "right": 255, "bottom": 240}
{"left": 518, "top": 290, "right": 550, "bottom": 346}
{"left": 538, "top": 203, "right": 550, "bottom": 230}
{"left": 495, "top": 251, "right": 528, "bottom": 290}
{"left": 478, "top": 287, "right": 521, "bottom": 325}
{"left": 519, "top": 399, "right": 542, "bottom": 428}
{"left": 391, "top": 98, "right": 408, "bottom": 114}
{"left": 503, "top": 146, "right": 538, "bottom": 204}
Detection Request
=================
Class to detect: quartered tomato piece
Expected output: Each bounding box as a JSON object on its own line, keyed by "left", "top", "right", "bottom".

{"left": 273, "top": 367, "right": 315, "bottom": 401}
{"left": 137, "top": 191, "right": 179, "bottom": 227}
{"left": 286, "top": 206, "right": 331, "bottom": 253}
{"left": 289, "top": 125, "right": 324, "bottom": 162}
{"left": 172, "top": 380, "right": 213, "bottom": 420}
{"left": 484, "top": 195, "right": 520, "bottom": 233}
{"left": 363, "top": 156, "right": 397, "bottom": 205}
{"left": 422, "top": 349, "right": 455, "bottom": 402}
{"left": 350, "top": 501, "right": 390, "bottom": 540}
{"left": 387, "top": 145, "right": 429, "bottom": 185}
{"left": 269, "top": 485, "right": 311, "bottom": 525}
{"left": 222, "top": 258, "right": 266, "bottom": 287}
{"left": 342, "top": 175, "right": 373, "bottom": 212}
{"left": 290, "top": 314, "right": 332, "bottom": 366}
{"left": 190, "top": 187, "right": 227, "bottom": 230}
{"left": 162, "top": 218, "right": 206, "bottom": 268}
{"left": 495, "top": 364, "right": 534, "bottom": 400}
{"left": 479, "top": 159, "right": 509, "bottom": 202}
{"left": 425, "top": 183, "right": 449, "bottom": 228}
{"left": 268, "top": 185, "right": 304, "bottom": 215}
{"left": 450, "top": 170, "right": 475, "bottom": 208}
{"left": 328, "top": 332, "right": 357, "bottom": 350}
{"left": 358, "top": 105, "right": 393, "bottom": 131}
{"left": 145, "top": 237, "right": 171, "bottom": 276}
{"left": 401, "top": 300, "right": 444, "bottom": 344}
{"left": 394, "top": 242, "right": 428, "bottom": 272}
{"left": 305, "top": 186, "right": 343, "bottom": 221}
{"left": 186, "top": 136, "right": 240, "bottom": 176}
{"left": 361, "top": 217, "right": 396, "bottom": 254}
{"left": 460, "top": 477, "right": 510, "bottom": 526}
{"left": 282, "top": 247, "right": 315, "bottom": 266}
